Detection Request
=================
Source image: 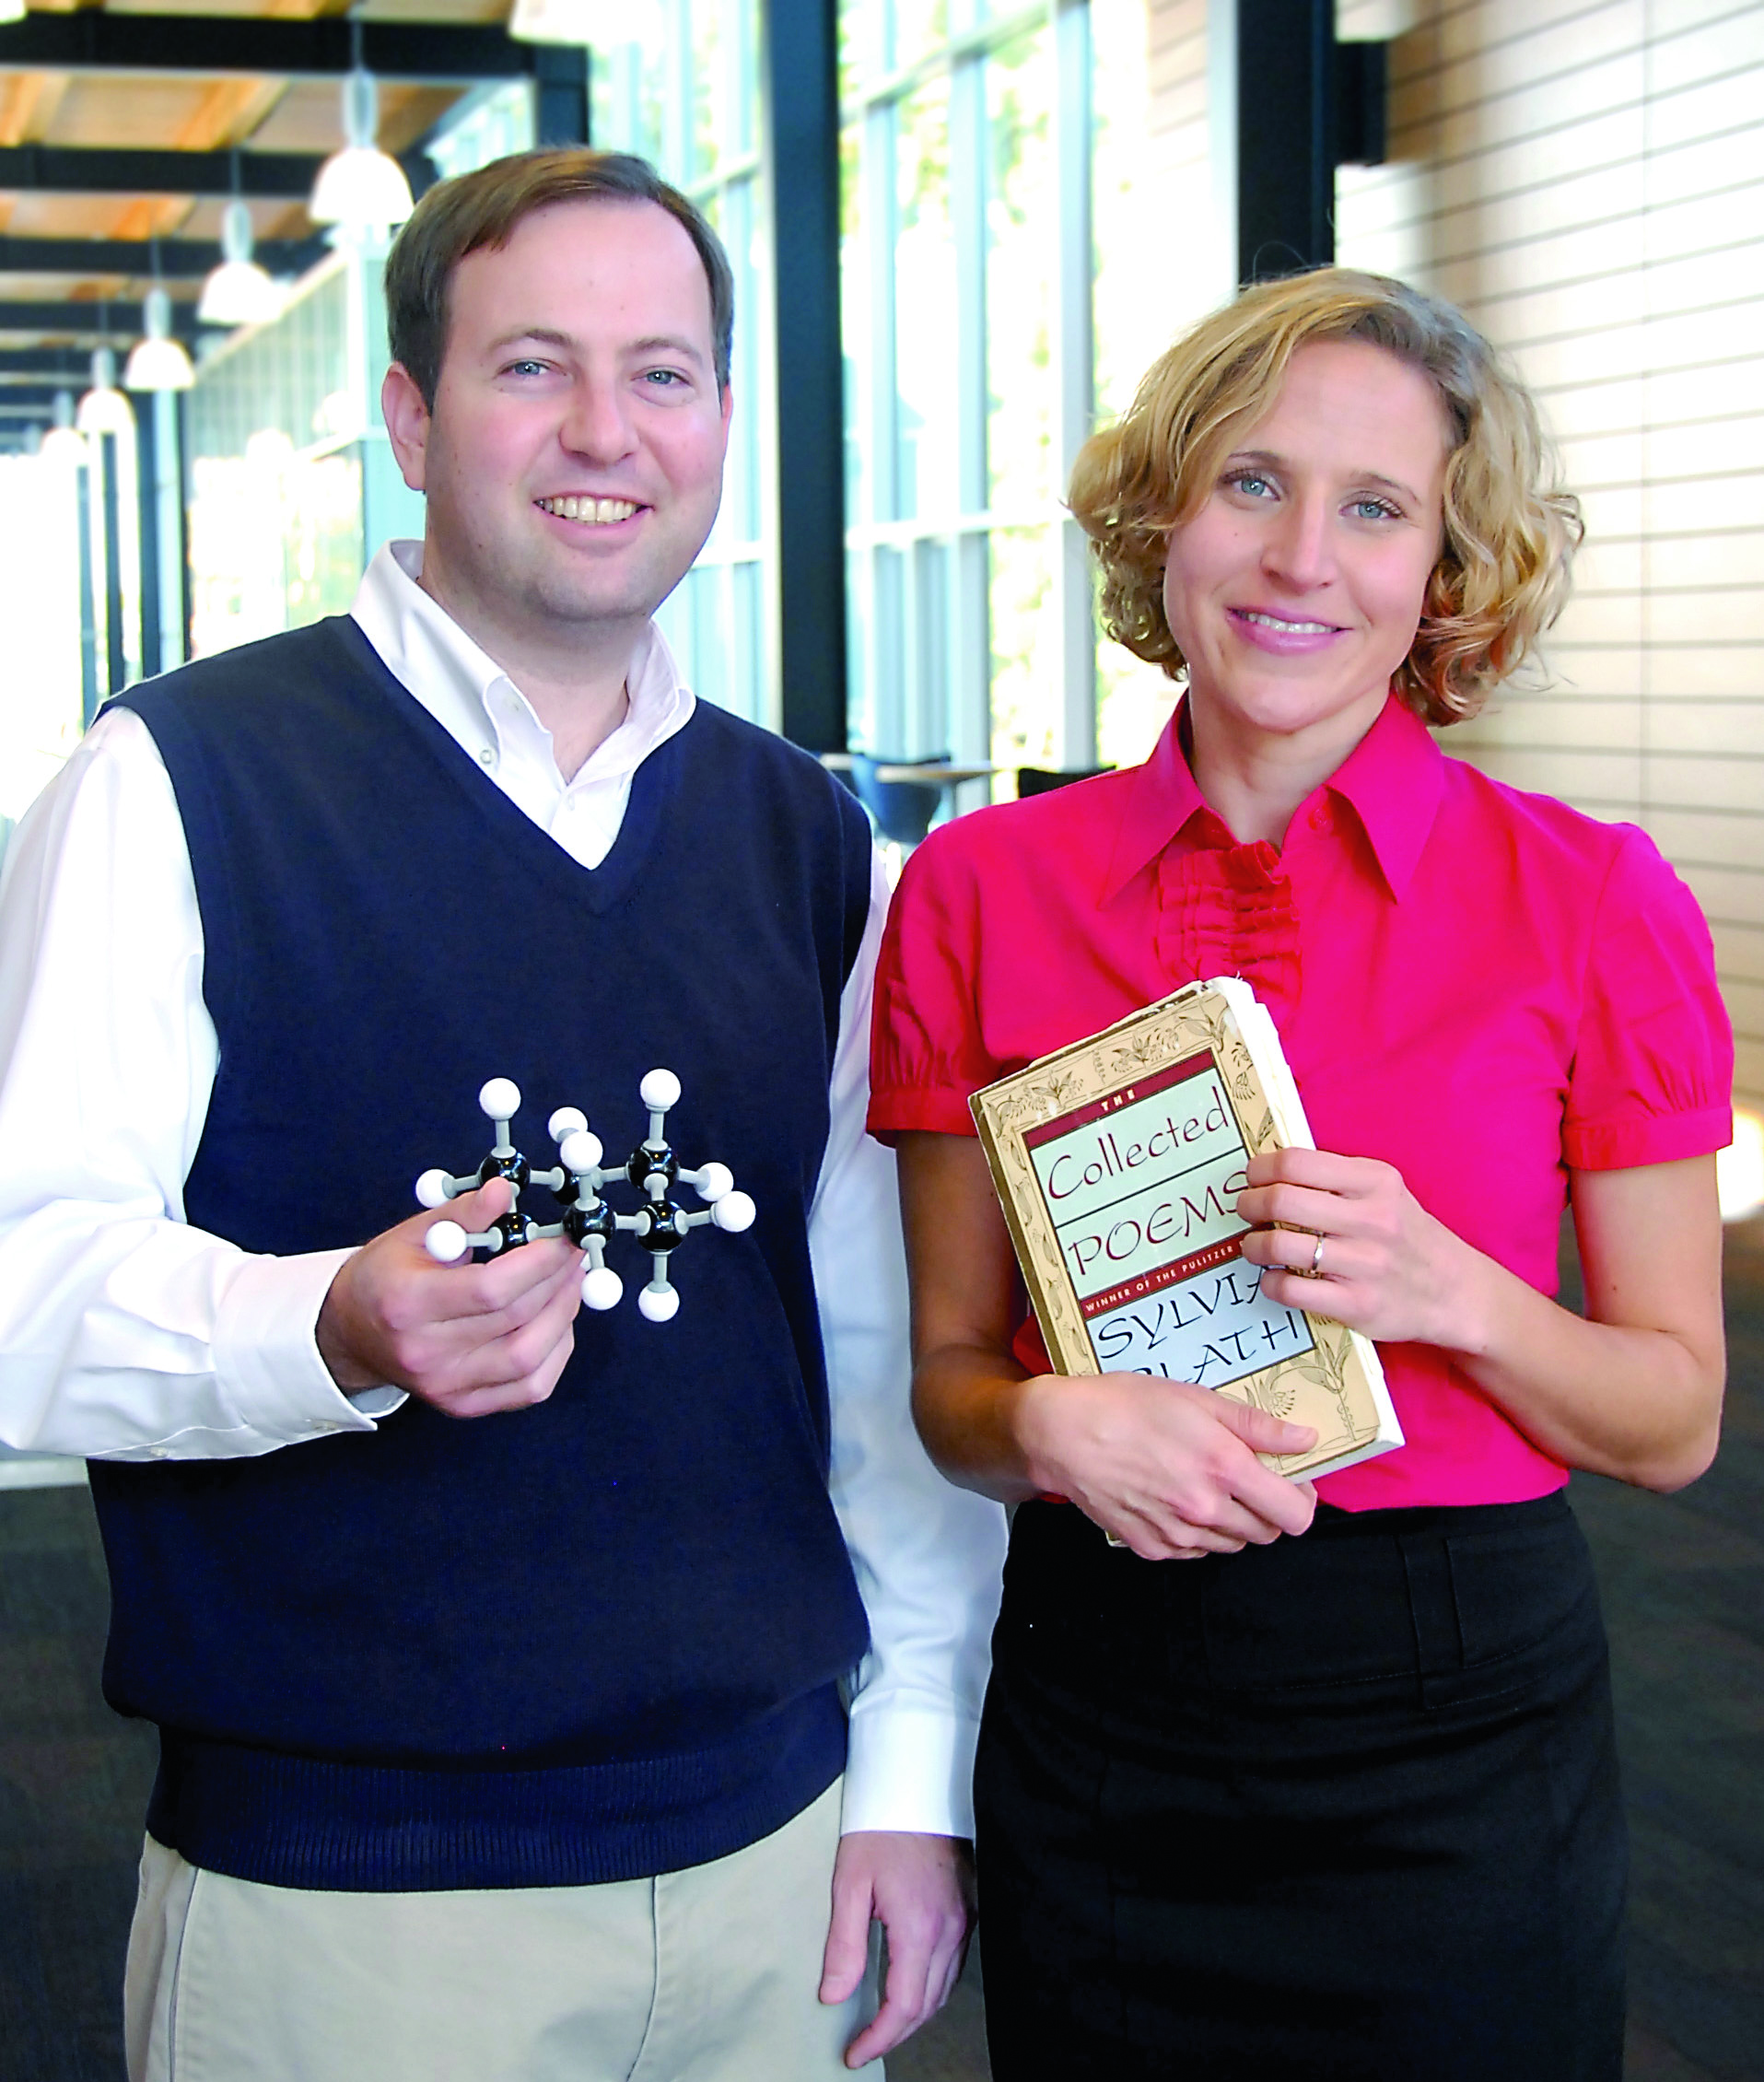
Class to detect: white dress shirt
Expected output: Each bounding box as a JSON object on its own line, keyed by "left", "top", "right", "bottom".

{"left": 0, "top": 541, "right": 1004, "bottom": 1838}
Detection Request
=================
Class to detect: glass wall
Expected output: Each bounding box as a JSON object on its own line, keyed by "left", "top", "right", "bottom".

{"left": 839, "top": 0, "right": 1097, "bottom": 782}
{"left": 187, "top": 258, "right": 365, "bottom": 655}
{"left": 177, "top": 6, "right": 1121, "bottom": 773}
{"left": 592, "top": 0, "right": 771, "bottom": 728}
{"left": 184, "top": 86, "right": 536, "bottom": 659}
{"left": 0, "top": 450, "right": 86, "bottom": 832}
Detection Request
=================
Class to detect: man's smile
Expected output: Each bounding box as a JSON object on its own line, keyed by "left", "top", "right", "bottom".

{"left": 534, "top": 495, "right": 643, "bottom": 525}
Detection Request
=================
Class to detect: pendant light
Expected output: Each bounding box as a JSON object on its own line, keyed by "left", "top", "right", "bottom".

{"left": 199, "top": 199, "right": 285, "bottom": 328}
{"left": 123, "top": 286, "right": 195, "bottom": 392}
{"left": 309, "top": 50, "right": 414, "bottom": 230}
{"left": 76, "top": 346, "right": 134, "bottom": 437}
{"left": 40, "top": 391, "right": 88, "bottom": 470}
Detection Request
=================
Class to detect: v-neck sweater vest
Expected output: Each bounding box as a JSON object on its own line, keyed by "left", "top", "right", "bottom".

{"left": 92, "top": 616, "right": 875, "bottom": 1889}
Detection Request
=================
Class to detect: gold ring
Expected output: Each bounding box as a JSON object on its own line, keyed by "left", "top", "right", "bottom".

{"left": 1309, "top": 1233, "right": 1325, "bottom": 1276}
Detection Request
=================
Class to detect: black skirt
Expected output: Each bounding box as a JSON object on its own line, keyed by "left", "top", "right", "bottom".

{"left": 975, "top": 1492, "right": 1626, "bottom": 2082}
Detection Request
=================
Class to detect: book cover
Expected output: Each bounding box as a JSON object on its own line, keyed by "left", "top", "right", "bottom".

{"left": 968, "top": 976, "right": 1403, "bottom": 1484}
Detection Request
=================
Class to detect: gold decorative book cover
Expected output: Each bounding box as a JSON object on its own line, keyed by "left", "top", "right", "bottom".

{"left": 968, "top": 977, "right": 1404, "bottom": 1484}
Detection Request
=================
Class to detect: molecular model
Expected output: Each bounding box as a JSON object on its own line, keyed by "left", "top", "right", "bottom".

{"left": 414, "top": 1072, "right": 755, "bottom": 1324}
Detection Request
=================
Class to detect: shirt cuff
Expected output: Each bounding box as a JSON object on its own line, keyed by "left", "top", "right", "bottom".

{"left": 866, "top": 1086, "right": 982, "bottom": 1143}
{"left": 1564, "top": 1105, "right": 1734, "bottom": 1172}
{"left": 212, "top": 1246, "right": 408, "bottom": 1441}
{"left": 839, "top": 1702, "right": 982, "bottom": 1840}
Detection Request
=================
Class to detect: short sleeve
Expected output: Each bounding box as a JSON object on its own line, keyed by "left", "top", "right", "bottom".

{"left": 1562, "top": 827, "right": 1734, "bottom": 1171}
{"left": 868, "top": 828, "right": 992, "bottom": 1142}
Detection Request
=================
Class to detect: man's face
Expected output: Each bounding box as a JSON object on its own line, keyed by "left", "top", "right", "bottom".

{"left": 388, "top": 199, "right": 732, "bottom": 643}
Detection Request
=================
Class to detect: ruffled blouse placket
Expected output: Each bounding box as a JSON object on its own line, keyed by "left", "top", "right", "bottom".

{"left": 1155, "top": 836, "right": 1303, "bottom": 1017}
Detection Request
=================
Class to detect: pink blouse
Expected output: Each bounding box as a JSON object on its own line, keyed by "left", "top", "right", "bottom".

{"left": 869, "top": 695, "right": 1734, "bottom": 1510}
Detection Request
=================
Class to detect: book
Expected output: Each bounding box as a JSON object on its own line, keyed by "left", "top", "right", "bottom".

{"left": 968, "top": 976, "right": 1404, "bottom": 1484}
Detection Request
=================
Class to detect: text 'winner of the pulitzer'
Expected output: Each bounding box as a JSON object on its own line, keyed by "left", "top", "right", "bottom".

{"left": 1024, "top": 1054, "right": 1315, "bottom": 1390}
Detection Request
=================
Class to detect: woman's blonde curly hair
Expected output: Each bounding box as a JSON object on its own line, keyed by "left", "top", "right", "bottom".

{"left": 1068, "top": 268, "right": 1583, "bottom": 725}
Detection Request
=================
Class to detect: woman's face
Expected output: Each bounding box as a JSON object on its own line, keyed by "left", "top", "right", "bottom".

{"left": 1160, "top": 340, "right": 1451, "bottom": 759}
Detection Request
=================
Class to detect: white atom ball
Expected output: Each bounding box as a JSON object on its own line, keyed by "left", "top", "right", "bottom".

{"left": 712, "top": 1190, "right": 756, "bottom": 1234}
{"left": 414, "top": 1168, "right": 452, "bottom": 1210}
{"left": 548, "top": 1105, "right": 589, "bottom": 1142}
{"left": 559, "top": 1129, "right": 603, "bottom": 1175}
{"left": 695, "top": 1162, "right": 733, "bottom": 1202}
{"left": 638, "top": 1282, "right": 681, "bottom": 1323}
{"left": 581, "top": 1265, "right": 624, "bottom": 1312}
{"left": 479, "top": 1077, "right": 521, "bottom": 1120}
{"left": 425, "top": 1220, "right": 469, "bottom": 1264}
{"left": 639, "top": 1068, "right": 682, "bottom": 1112}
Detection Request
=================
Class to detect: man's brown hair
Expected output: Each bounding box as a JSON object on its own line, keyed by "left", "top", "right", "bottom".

{"left": 385, "top": 147, "right": 736, "bottom": 407}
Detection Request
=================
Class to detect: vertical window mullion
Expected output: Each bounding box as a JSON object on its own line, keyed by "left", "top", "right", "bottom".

{"left": 664, "top": 0, "right": 694, "bottom": 179}
{"left": 865, "top": 94, "right": 904, "bottom": 754}
{"left": 950, "top": 46, "right": 990, "bottom": 786}
{"left": 1050, "top": 0, "right": 1096, "bottom": 771}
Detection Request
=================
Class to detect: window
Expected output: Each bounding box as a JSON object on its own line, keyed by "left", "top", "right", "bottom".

{"left": 186, "top": 257, "right": 368, "bottom": 655}
{"left": 839, "top": 0, "right": 1097, "bottom": 784}
{"left": 184, "top": 88, "right": 541, "bottom": 659}
{"left": 593, "top": 0, "right": 772, "bottom": 729}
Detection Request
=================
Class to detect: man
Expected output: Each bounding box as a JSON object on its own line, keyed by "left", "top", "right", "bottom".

{"left": 0, "top": 149, "right": 1004, "bottom": 2080}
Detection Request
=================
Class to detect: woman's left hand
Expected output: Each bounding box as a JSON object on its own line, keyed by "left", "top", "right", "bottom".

{"left": 1235, "top": 1148, "right": 1483, "bottom": 1352}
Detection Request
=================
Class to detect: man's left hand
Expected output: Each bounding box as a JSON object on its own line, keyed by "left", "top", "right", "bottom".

{"left": 820, "top": 1829, "right": 975, "bottom": 2068}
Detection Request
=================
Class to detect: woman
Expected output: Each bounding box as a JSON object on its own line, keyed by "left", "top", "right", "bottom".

{"left": 867, "top": 271, "right": 1731, "bottom": 2080}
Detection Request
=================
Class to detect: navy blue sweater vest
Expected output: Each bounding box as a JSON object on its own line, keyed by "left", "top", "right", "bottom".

{"left": 91, "top": 616, "right": 875, "bottom": 1889}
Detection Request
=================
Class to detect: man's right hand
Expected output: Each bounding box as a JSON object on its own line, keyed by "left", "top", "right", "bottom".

{"left": 316, "top": 1179, "right": 584, "bottom": 1417}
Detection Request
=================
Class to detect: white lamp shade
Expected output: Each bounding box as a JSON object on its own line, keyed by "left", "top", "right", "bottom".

{"left": 198, "top": 259, "right": 284, "bottom": 326}
{"left": 309, "top": 146, "right": 414, "bottom": 228}
{"left": 310, "top": 71, "right": 412, "bottom": 228}
{"left": 201, "top": 200, "right": 285, "bottom": 325}
{"left": 123, "top": 334, "right": 195, "bottom": 392}
{"left": 41, "top": 424, "right": 88, "bottom": 469}
{"left": 76, "top": 386, "right": 134, "bottom": 435}
{"left": 76, "top": 348, "right": 134, "bottom": 436}
{"left": 244, "top": 427, "right": 296, "bottom": 473}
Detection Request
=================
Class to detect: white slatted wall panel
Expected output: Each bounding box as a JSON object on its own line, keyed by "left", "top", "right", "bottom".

{"left": 1335, "top": 0, "right": 1764, "bottom": 1107}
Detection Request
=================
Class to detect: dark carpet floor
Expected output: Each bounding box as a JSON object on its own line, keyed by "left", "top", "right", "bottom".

{"left": 5, "top": 1218, "right": 1761, "bottom": 2081}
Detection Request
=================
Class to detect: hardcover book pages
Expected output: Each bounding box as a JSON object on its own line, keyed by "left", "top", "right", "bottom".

{"left": 969, "top": 976, "right": 1403, "bottom": 1484}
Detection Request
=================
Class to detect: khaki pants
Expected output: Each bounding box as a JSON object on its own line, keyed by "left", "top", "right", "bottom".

{"left": 125, "top": 1779, "right": 876, "bottom": 2082}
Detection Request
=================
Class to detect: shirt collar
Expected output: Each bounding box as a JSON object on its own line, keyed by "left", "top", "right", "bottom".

{"left": 1322, "top": 695, "right": 1445, "bottom": 899}
{"left": 1099, "top": 690, "right": 1445, "bottom": 905}
{"left": 1098, "top": 696, "right": 1220, "bottom": 905}
{"left": 349, "top": 540, "right": 692, "bottom": 786}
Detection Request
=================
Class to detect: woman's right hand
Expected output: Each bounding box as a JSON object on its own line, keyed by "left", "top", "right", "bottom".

{"left": 896, "top": 1131, "right": 1319, "bottom": 1562}
{"left": 1014, "top": 1369, "right": 1318, "bottom": 1560}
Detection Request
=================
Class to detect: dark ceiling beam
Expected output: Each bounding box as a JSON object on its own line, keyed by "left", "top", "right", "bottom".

{"left": 0, "top": 347, "right": 111, "bottom": 377}
{"left": 0, "top": 233, "right": 327, "bottom": 277}
{"left": 0, "top": 145, "right": 324, "bottom": 197}
{"left": 0, "top": 298, "right": 204, "bottom": 338}
{"left": 0, "top": 16, "right": 532, "bottom": 82}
